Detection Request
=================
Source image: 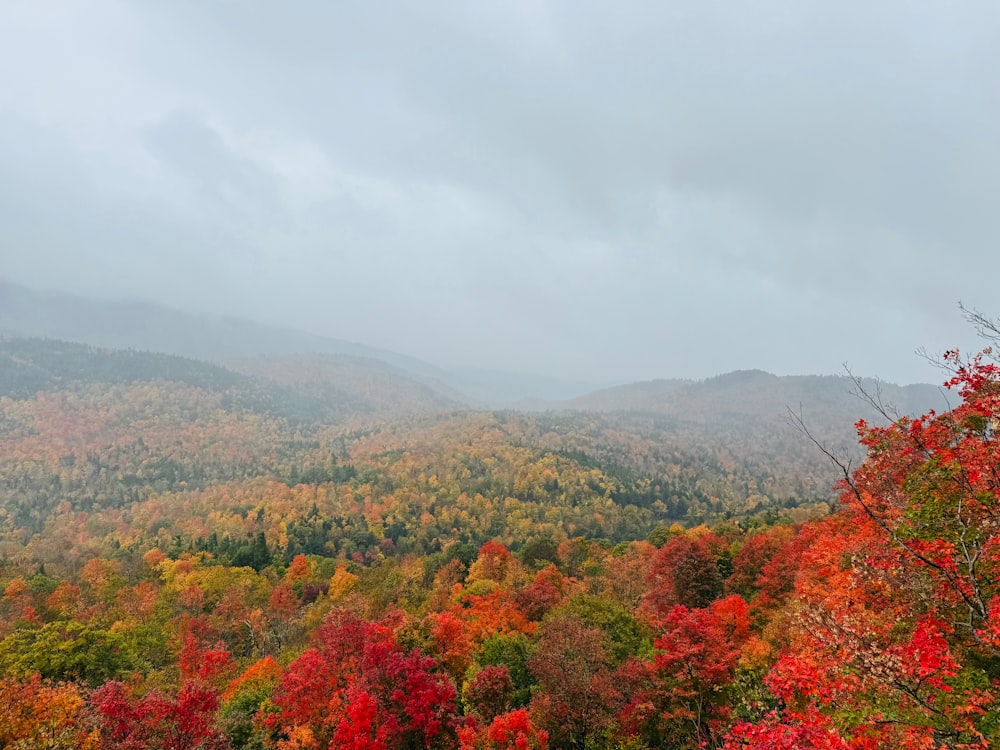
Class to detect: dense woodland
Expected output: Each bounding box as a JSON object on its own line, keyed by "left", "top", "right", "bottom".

{"left": 1, "top": 334, "right": 998, "bottom": 748}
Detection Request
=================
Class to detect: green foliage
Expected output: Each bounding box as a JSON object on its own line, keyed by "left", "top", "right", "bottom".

{"left": 230, "top": 532, "right": 273, "bottom": 572}
{"left": 559, "top": 594, "right": 652, "bottom": 663}
{"left": 0, "top": 621, "right": 139, "bottom": 685}
{"left": 518, "top": 534, "right": 561, "bottom": 569}
{"left": 475, "top": 632, "right": 536, "bottom": 708}
{"left": 220, "top": 686, "right": 272, "bottom": 749}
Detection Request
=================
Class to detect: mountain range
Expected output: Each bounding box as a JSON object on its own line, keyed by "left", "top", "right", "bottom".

{"left": 0, "top": 279, "right": 611, "bottom": 406}
{"left": 1, "top": 278, "right": 947, "bottom": 429}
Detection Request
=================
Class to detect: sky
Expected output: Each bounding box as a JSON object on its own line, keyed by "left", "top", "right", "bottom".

{"left": 0, "top": 1, "right": 997, "bottom": 384}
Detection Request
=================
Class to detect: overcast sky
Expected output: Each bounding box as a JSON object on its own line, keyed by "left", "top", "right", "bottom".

{"left": 1, "top": 1, "right": 997, "bottom": 383}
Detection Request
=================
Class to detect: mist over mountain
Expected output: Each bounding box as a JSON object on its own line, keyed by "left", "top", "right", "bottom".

{"left": 2, "top": 2, "right": 995, "bottom": 388}
{"left": 0, "top": 279, "right": 444, "bottom": 375}
{"left": 0, "top": 279, "right": 952, "bottom": 499}
{"left": 0, "top": 280, "right": 603, "bottom": 406}
{"left": 0, "top": 337, "right": 464, "bottom": 424}
{"left": 0, "top": 279, "right": 951, "bottom": 500}
{"left": 4, "top": 4, "right": 1000, "bottom": 744}
{"left": 568, "top": 368, "right": 947, "bottom": 425}
{"left": 1, "top": 279, "right": 946, "bottom": 416}
{"left": 0, "top": 273, "right": 960, "bottom": 536}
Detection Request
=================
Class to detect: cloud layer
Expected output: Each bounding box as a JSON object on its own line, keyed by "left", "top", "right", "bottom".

{"left": 1, "top": 1, "right": 997, "bottom": 382}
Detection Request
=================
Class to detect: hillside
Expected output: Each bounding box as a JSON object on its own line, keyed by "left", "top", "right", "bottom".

{"left": 567, "top": 369, "right": 946, "bottom": 466}
{"left": 0, "top": 337, "right": 943, "bottom": 557}
{"left": 567, "top": 378, "right": 693, "bottom": 411}
{"left": 224, "top": 353, "right": 464, "bottom": 416}
{"left": 0, "top": 337, "right": 456, "bottom": 423}
{"left": 0, "top": 280, "right": 603, "bottom": 405}
{"left": 0, "top": 335, "right": 991, "bottom": 749}
{"left": 0, "top": 337, "right": 866, "bottom": 567}
{"left": 570, "top": 369, "right": 944, "bottom": 422}
{"left": 0, "top": 280, "right": 447, "bottom": 378}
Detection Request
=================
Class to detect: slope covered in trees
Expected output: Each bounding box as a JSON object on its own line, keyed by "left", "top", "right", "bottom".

{"left": 1, "top": 331, "right": 997, "bottom": 747}
{"left": 225, "top": 353, "right": 462, "bottom": 416}
{"left": 0, "top": 337, "right": 849, "bottom": 569}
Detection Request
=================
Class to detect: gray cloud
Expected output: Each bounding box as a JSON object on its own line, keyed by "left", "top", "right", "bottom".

{"left": 0, "top": 0, "right": 996, "bottom": 382}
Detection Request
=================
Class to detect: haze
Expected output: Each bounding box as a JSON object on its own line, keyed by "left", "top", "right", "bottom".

{"left": 1, "top": 1, "right": 996, "bottom": 384}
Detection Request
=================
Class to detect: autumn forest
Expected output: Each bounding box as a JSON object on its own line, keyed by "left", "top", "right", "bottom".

{"left": 3, "top": 1, "right": 996, "bottom": 746}
{"left": 1, "top": 321, "right": 999, "bottom": 750}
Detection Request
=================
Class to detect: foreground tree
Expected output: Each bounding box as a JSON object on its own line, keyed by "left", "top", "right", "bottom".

{"left": 458, "top": 708, "right": 550, "bottom": 750}
{"left": 269, "top": 609, "right": 461, "bottom": 749}
{"left": 732, "top": 336, "right": 1000, "bottom": 747}
{"left": 527, "top": 614, "right": 620, "bottom": 749}
{"left": 625, "top": 595, "right": 753, "bottom": 748}
{"left": 0, "top": 674, "right": 97, "bottom": 749}
{"left": 92, "top": 680, "right": 223, "bottom": 750}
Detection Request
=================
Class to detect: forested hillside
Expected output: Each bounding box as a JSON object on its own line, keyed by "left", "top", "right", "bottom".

{"left": 0, "top": 338, "right": 852, "bottom": 569}
{"left": 3, "top": 1, "right": 994, "bottom": 746}
{"left": 1, "top": 336, "right": 995, "bottom": 748}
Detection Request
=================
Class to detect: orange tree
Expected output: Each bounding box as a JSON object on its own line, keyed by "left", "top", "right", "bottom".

{"left": 729, "top": 339, "right": 1000, "bottom": 748}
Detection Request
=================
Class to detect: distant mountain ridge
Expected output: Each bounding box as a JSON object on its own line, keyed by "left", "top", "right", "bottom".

{"left": 565, "top": 368, "right": 947, "bottom": 437}
{"left": 224, "top": 353, "right": 463, "bottom": 415}
{"left": 0, "top": 280, "right": 944, "bottom": 418}
{"left": 0, "top": 279, "right": 445, "bottom": 377}
{"left": 567, "top": 378, "right": 694, "bottom": 412}
{"left": 0, "top": 338, "right": 459, "bottom": 422}
{"left": 0, "top": 336, "right": 255, "bottom": 400}
{"left": 0, "top": 280, "right": 604, "bottom": 405}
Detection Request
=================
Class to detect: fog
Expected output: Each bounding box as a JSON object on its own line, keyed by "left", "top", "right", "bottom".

{"left": 1, "top": 1, "right": 997, "bottom": 383}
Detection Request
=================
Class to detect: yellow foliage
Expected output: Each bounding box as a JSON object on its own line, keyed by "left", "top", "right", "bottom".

{"left": 329, "top": 565, "right": 359, "bottom": 601}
